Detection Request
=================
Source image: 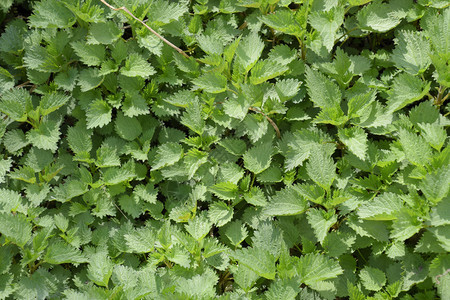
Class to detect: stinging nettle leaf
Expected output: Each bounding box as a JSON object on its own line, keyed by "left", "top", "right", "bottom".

{"left": 356, "top": 0, "right": 404, "bottom": 33}
{"left": 386, "top": 73, "right": 431, "bottom": 113}
{"left": 39, "top": 92, "right": 71, "bottom": 116}
{"left": 359, "top": 266, "right": 386, "bottom": 291}
{"left": 120, "top": 53, "right": 156, "bottom": 78}
{"left": 305, "top": 66, "right": 341, "bottom": 109}
{"left": 338, "top": 126, "right": 368, "bottom": 160}
{"left": 71, "top": 41, "right": 105, "bottom": 66}
{"left": 243, "top": 142, "right": 273, "bottom": 174}
{"left": 86, "top": 99, "right": 112, "bottom": 129}
{"left": 296, "top": 252, "right": 343, "bottom": 285}
{"left": 28, "top": 0, "right": 76, "bottom": 28}
{"left": 0, "top": 212, "right": 32, "bottom": 248}
{"left": 306, "top": 208, "right": 338, "bottom": 244}
{"left": 152, "top": 142, "right": 183, "bottom": 170}
{"left": 391, "top": 30, "right": 431, "bottom": 75}
{"left": 235, "top": 31, "right": 265, "bottom": 73}
{"left": 398, "top": 128, "right": 433, "bottom": 166}
{"left": 231, "top": 247, "right": 277, "bottom": 280}
{"left": 115, "top": 112, "right": 142, "bottom": 141}
{"left": 192, "top": 72, "right": 228, "bottom": 94}
{"left": 263, "top": 186, "right": 308, "bottom": 216}
{"left": 306, "top": 147, "right": 336, "bottom": 191}
{"left": 309, "top": 7, "right": 345, "bottom": 52}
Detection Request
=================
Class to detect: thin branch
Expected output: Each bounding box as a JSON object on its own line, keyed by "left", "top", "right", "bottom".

{"left": 99, "top": 0, "right": 190, "bottom": 58}
{"left": 15, "top": 81, "right": 31, "bottom": 88}
{"left": 248, "top": 107, "right": 281, "bottom": 139}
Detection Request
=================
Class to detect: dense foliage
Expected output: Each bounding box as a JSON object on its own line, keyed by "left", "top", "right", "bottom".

{"left": 0, "top": 0, "right": 449, "bottom": 299}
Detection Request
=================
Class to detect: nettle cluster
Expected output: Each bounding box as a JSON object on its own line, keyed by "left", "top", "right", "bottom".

{"left": 0, "top": 0, "right": 449, "bottom": 299}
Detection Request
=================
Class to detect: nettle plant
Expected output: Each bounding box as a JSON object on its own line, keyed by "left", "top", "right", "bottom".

{"left": 0, "top": 0, "right": 449, "bottom": 298}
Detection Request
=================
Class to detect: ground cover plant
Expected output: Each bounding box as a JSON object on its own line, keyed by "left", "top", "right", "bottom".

{"left": 0, "top": 0, "right": 449, "bottom": 298}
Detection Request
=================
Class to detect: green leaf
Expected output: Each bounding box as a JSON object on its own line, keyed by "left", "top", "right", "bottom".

{"left": 54, "top": 67, "right": 78, "bottom": 91}
{"left": 265, "top": 278, "right": 300, "bottom": 300}
{"left": 96, "top": 145, "right": 120, "bottom": 168}
{"left": 152, "top": 142, "right": 183, "bottom": 170}
{"left": 386, "top": 73, "right": 431, "bottom": 113}
{"left": 181, "top": 100, "right": 205, "bottom": 135}
{"left": 209, "top": 201, "right": 233, "bottom": 227}
{"left": 243, "top": 142, "right": 273, "bottom": 174}
{"left": 235, "top": 32, "right": 265, "bottom": 73}
{"left": 148, "top": 0, "right": 188, "bottom": 26}
{"left": 0, "top": 88, "right": 33, "bottom": 122}
{"left": 39, "top": 92, "right": 71, "bottom": 116}
{"left": 309, "top": 7, "right": 345, "bottom": 52}
{"left": 103, "top": 160, "right": 136, "bottom": 185}
{"left": 263, "top": 186, "right": 308, "bottom": 216}
{"left": 0, "top": 212, "right": 32, "bottom": 248}
{"left": 390, "top": 209, "right": 422, "bottom": 241}
{"left": 260, "top": 8, "right": 303, "bottom": 36}
{"left": 398, "top": 128, "right": 433, "bottom": 166}
{"left": 26, "top": 119, "right": 61, "bottom": 152}
{"left": 185, "top": 214, "right": 212, "bottom": 241}
{"left": 275, "top": 78, "right": 301, "bottom": 102}
{"left": 338, "top": 127, "right": 368, "bottom": 160}
{"left": 421, "top": 8, "right": 450, "bottom": 57}
{"left": 306, "top": 147, "right": 336, "bottom": 191}
{"left": 347, "top": 214, "right": 390, "bottom": 242}
{"left": 297, "top": 253, "right": 343, "bottom": 285}
{"left": 357, "top": 192, "right": 404, "bottom": 220}
{"left": 223, "top": 93, "right": 251, "bottom": 120}
{"left": 87, "top": 21, "right": 122, "bottom": 45}
{"left": 87, "top": 249, "right": 114, "bottom": 287}
{"left": 420, "top": 166, "right": 450, "bottom": 204}
{"left": 244, "top": 187, "right": 268, "bottom": 207}
{"left": 224, "top": 220, "right": 248, "bottom": 247}
{"left": 166, "top": 244, "right": 191, "bottom": 268}
{"left": 418, "top": 123, "right": 447, "bottom": 151}
{"left": 86, "top": 99, "right": 112, "bottom": 129}
{"left": 249, "top": 59, "right": 289, "bottom": 85}
{"left": 347, "top": 90, "right": 376, "bottom": 119}
{"left": 123, "top": 92, "right": 149, "bottom": 117}
{"left": 115, "top": 112, "right": 142, "bottom": 141}
{"left": 44, "top": 239, "right": 87, "bottom": 264}
{"left": 0, "top": 158, "right": 12, "bottom": 184}
{"left": 359, "top": 266, "right": 386, "bottom": 291}
{"left": 9, "top": 166, "right": 36, "bottom": 184}
{"left": 278, "top": 129, "right": 333, "bottom": 171}
{"left": 232, "top": 247, "right": 276, "bottom": 280}
{"left": 133, "top": 184, "right": 158, "bottom": 204}
{"left": 78, "top": 68, "right": 104, "bottom": 92}
{"left": 28, "top": 0, "right": 76, "bottom": 28}
{"left": 71, "top": 41, "right": 105, "bottom": 66}
{"left": 209, "top": 182, "right": 239, "bottom": 200}
{"left": 192, "top": 72, "right": 227, "bottom": 93}
{"left": 196, "top": 34, "right": 225, "bottom": 55}
{"left": 305, "top": 66, "right": 341, "bottom": 109}
{"left": 125, "top": 227, "right": 156, "bottom": 253}
{"left": 392, "top": 30, "right": 431, "bottom": 75}
{"left": 0, "top": 67, "right": 14, "bottom": 95}
{"left": 175, "top": 268, "right": 218, "bottom": 299}
{"left": 218, "top": 138, "right": 247, "bottom": 156}
{"left": 306, "top": 209, "right": 338, "bottom": 244}
{"left": 67, "top": 123, "right": 92, "bottom": 156}
{"left": 120, "top": 53, "right": 156, "bottom": 78}
{"left": 356, "top": 0, "right": 404, "bottom": 33}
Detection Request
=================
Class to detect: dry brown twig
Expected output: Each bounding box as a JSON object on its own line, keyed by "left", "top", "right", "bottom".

{"left": 99, "top": 0, "right": 282, "bottom": 139}
{"left": 99, "top": 0, "right": 190, "bottom": 58}
{"left": 249, "top": 106, "right": 281, "bottom": 139}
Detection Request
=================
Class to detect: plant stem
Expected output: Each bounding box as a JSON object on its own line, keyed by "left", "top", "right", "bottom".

{"left": 248, "top": 107, "right": 281, "bottom": 138}
{"left": 99, "top": 0, "right": 190, "bottom": 58}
